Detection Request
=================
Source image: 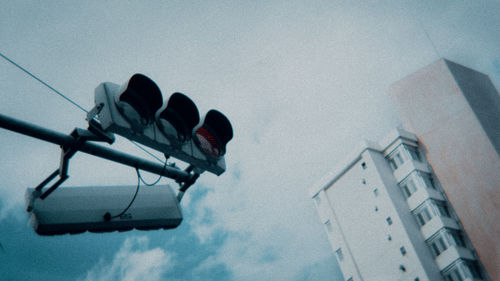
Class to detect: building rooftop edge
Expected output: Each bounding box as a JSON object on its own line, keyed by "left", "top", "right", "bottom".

{"left": 388, "top": 58, "right": 448, "bottom": 89}
{"left": 309, "top": 127, "right": 418, "bottom": 197}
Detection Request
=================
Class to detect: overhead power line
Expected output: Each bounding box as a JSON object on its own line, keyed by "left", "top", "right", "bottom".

{"left": 0, "top": 52, "right": 89, "bottom": 113}
{"left": 130, "top": 142, "right": 164, "bottom": 163}
{"left": 0, "top": 51, "right": 164, "bottom": 163}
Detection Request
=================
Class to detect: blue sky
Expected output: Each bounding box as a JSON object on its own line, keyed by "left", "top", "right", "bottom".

{"left": 1, "top": 1, "right": 500, "bottom": 280}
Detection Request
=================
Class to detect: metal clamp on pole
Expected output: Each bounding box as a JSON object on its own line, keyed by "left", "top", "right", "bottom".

{"left": 86, "top": 103, "right": 115, "bottom": 144}
{"left": 29, "top": 128, "right": 117, "bottom": 205}
{"left": 176, "top": 165, "right": 202, "bottom": 202}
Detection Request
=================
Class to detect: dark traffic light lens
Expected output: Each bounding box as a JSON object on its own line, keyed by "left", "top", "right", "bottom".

{"left": 118, "top": 74, "right": 163, "bottom": 125}
{"left": 157, "top": 93, "right": 199, "bottom": 142}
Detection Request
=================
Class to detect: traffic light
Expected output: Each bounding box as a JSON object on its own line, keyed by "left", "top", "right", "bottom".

{"left": 89, "top": 74, "right": 233, "bottom": 175}
{"left": 25, "top": 185, "right": 182, "bottom": 235}
{"left": 114, "top": 74, "right": 163, "bottom": 131}
{"left": 194, "top": 110, "right": 233, "bottom": 158}
{"left": 156, "top": 92, "right": 200, "bottom": 146}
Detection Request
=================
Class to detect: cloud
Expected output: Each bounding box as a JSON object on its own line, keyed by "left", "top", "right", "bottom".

{"left": 79, "top": 236, "right": 172, "bottom": 281}
{"left": 176, "top": 2, "right": 500, "bottom": 280}
{"left": 2, "top": 1, "right": 500, "bottom": 281}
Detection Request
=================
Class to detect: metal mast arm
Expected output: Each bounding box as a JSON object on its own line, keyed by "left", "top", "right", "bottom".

{"left": 0, "top": 113, "right": 190, "bottom": 181}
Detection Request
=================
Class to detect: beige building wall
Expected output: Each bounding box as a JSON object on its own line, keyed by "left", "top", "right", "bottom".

{"left": 388, "top": 59, "right": 499, "bottom": 280}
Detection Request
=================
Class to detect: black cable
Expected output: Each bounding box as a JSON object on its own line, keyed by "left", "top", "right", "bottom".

{"left": 104, "top": 161, "right": 167, "bottom": 221}
{"left": 137, "top": 160, "right": 167, "bottom": 186}
{"left": 0, "top": 52, "right": 88, "bottom": 113}
{"left": 104, "top": 168, "right": 142, "bottom": 221}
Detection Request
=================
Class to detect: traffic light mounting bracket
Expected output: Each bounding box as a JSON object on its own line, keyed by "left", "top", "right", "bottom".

{"left": 27, "top": 128, "right": 115, "bottom": 209}
{"left": 0, "top": 113, "right": 198, "bottom": 212}
{"left": 26, "top": 125, "right": 201, "bottom": 210}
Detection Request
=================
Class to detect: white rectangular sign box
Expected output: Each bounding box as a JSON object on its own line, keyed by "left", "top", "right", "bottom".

{"left": 25, "top": 184, "right": 182, "bottom": 235}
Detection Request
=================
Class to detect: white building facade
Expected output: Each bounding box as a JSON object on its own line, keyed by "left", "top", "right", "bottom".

{"left": 311, "top": 128, "right": 487, "bottom": 281}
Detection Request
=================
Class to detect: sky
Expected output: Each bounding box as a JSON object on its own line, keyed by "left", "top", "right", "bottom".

{"left": 1, "top": 1, "right": 500, "bottom": 280}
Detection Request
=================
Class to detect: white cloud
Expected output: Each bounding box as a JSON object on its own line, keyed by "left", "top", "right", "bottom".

{"left": 1, "top": 1, "right": 500, "bottom": 281}
{"left": 179, "top": 2, "right": 500, "bottom": 280}
{"left": 80, "top": 236, "right": 172, "bottom": 281}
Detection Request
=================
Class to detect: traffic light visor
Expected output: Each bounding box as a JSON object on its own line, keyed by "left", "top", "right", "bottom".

{"left": 117, "top": 74, "right": 163, "bottom": 126}
{"left": 156, "top": 93, "right": 200, "bottom": 142}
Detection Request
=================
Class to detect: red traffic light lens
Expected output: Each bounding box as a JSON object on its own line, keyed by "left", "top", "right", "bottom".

{"left": 194, "top": 110, "right": 233, "bottom": 158}
{"left": 195, "top": 126, "right": 221, "bottom": 158}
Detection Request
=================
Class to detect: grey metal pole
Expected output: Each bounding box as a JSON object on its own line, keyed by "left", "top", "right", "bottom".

{"left": 0, "top": 113, "right": 190, "bottom": 181}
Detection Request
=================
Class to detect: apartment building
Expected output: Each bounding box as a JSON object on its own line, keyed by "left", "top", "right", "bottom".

{"left": 311, "top": 59, "right": 497, "bottom": 281}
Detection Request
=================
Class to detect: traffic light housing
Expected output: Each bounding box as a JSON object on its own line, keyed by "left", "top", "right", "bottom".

{"left": 90, "top": 74, "right": 233, "bottom": 175}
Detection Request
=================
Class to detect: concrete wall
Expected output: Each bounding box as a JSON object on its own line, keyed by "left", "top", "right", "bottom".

{"left": 368, "top": 149, "right": 443, "bottom": 281}
{"left": 321, "top": 150, "right": 433, "bottom": 281}
{"left": 388, "top": 59, "right": 499, "bottom": 280}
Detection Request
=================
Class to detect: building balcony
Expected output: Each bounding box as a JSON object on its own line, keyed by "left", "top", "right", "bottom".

{"left": 407, "top": 186, "right": 445, "bottom": 211}
{"left": 421, "top": 216, "right": 459, "bottom": 239}
{"left": 392, "top": 159, "right": 430, "bottom": 183}
{"left": 436, "top": 246, "right": 475, "bottom": 270}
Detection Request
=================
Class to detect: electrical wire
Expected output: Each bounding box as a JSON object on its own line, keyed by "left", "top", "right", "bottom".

{"left": 0, "top": 51, "right": 165, "bottom": 164}
{"left": 2, "top": 52, "right": 177, "bottom": 221}
{"left": 129, "top": 140, "right": 164, "bottom": 163}
{"left": 105, "top": 161, "right": 166, "bottom": 220}
{"left": 0, "top": 52, "right": 88, "bottom": 113}
{"left": 137, "top": 160, "right": 167, "bottom": 186}
{"left": 105, "top": 168, "right": 142, "bottom": 221}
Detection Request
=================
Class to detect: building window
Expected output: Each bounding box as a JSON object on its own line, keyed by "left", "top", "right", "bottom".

{"left": 400, "top": 175, "right": 418, "bottom": 198}
{"left": 449, "top": 230, "right": 466, "bottom": 247}
{"left": 386, "top": 217, "right": 393, "bottom": 225}
{"left": 336, "top": 248, "right": 344, "bottom": 261}
{"left": 387, "top": 144, "right": 420, "bottom": 171}
{"left": 429, "top": 233, "right": 448, "bottom": 256}
{"left": 443, "top": 260, "right": 482, "bottom": 281}
{"left": 362, "top": 178, "right": 366, "bottom": 184}
{"left": 414, "top": 205, "right": 433, "bottom": 226}
{"left": 347, "top": 278, "right": 353, "bottom": 281}
{"left": 399, "top": 171, "right": 436, "bottom": 198}
{"left": 375, "top": 206, "right": 379, "bottom": 212}
{"left": 406, "top": 145, "right": 420, "bottom": 161}
{"left": 420, "top": 172, "right": 436, "bottom": 190}
{"left": 387, "top": 235, "right": 392, "bottom": 241}
{"left": 388, "top": 149, "right": 405, "bottom": 170}
{"left": 324, "top": 220, "right": 333, "bottom": 232}
{"left": 361, "top": 162, "right": 367, "bottom": 169}
{"left": 413, "top": 199, "right": 451, "bottom": 226}
{"left": 400, "top": 246, "right": 407, "bottom": 256}
{"left": 427, "top": 229, "right": 467, "bottom": 257}
{"left": 435, "top": 201, "right": 451, "bottom": 217}
{"left": 399, "top": 264, "right": 406, "bottom": 272}
{"left": 373, "top": 188, "right": 379, "bottom": 197}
